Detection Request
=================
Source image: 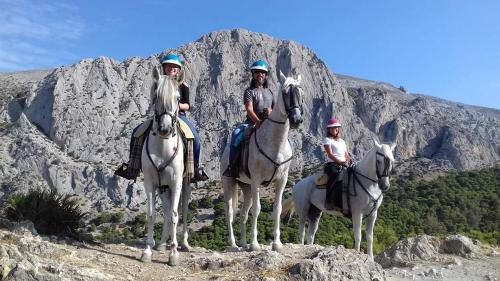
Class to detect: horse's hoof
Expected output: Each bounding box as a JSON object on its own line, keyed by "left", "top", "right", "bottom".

{"left": 140, "top": 252, "right": 152, "bottom": 263}
{"left": 180, "top": 244, "right": 192, "bottom": 252}
{"left": 249, "top": 243, "right": 261, "bottom": 251}
{"left": 272, "top": 242, "right": 283, "bottom": 252}
{"left": 155, "top": 244, "right": 167, "bottom": 251}
{"left": 227, "top": 246, "right": 240, "bottom": 252}
{"left": 168, "top": 253, "right": 179, "bottom": 266}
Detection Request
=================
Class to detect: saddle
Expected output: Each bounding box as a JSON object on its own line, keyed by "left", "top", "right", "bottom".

{"left": 316, "top": 165, "right": 353, "bottom": 217}
{"left": 314, "top": 173, "right": 329, "bottom": 187}
{"left": 129, "top": 118, "right": 195, "bottom": 180}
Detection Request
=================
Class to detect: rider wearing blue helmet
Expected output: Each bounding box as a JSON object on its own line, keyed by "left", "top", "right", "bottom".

{"left": 223, "top": 59, "right": 275, "bottom": 177}
{"left": 115, "top": 53, "right": 208, "bottom": 182}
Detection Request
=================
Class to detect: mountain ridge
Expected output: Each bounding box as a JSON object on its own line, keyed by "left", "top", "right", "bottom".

{"left": 0, "top": 28, "right": 498, "bottom": 211}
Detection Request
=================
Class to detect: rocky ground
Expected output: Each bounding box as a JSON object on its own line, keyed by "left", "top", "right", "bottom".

{"left": 1, "top": 221, "right": 498, "bottom": 281}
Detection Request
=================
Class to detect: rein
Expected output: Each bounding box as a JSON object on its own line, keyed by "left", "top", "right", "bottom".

{"left": 346, "top": 150, "right": 392, "bottom": 218}
{"left": 254, "top": 127, "right": 293, "bottom": 187}
{"left": 146, "top": 124, "right": 181, "bottom": 190}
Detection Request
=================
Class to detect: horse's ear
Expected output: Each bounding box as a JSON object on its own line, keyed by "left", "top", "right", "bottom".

{"left": 390, "top": 142, "right": 396, "bottom": 151}
{"left": 153, "top": 67, "right": 160, "bottom": 81}
{"left": 279, "top": 70, "right": 287, "bottom": 83}
{"left": 296, "top": 74, "right": 302, "bottom": 84}
{"left": 373, "top": 139, "right": 381, "bottom": 149}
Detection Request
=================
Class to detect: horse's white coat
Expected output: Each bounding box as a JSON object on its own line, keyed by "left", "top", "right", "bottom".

{"left": 140, "top": 74, "right": 192, "bottom": 266}
{"left": 220, "top": 72, "right": 304, "bottom": 252}
{"left": 283, "top": 140, "right": 396, "bottom": 260}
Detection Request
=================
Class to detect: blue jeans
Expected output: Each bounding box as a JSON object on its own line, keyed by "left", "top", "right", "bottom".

{"left": 179, "top": 114, "right": 201, "bottom": 168}
{"left": 229, "top": 123, "right": 250, "bottom": 163}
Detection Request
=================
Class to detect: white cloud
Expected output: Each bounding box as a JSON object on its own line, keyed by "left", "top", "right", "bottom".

{"left": 0, "top": 0, "right": 84, "bottom": 72}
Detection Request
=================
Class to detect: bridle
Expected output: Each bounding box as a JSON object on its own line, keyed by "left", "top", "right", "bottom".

{"left": 153, "top": 107, "right": 178, "bottom": 139}
{"left": 346, "top": 149, "right": 393, "bottom": 218}
{"left": 267, "top": 83, "right": 302, "bottom": 125}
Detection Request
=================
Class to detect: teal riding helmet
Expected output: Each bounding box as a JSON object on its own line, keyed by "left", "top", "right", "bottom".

{"left": 161, "top": 53, "right": 183, "bottom": 68}
{"left": 250, "top": 60, "right": 269, "bottom": 72}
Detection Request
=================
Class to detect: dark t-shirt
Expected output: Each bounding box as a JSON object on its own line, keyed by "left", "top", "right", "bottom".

{"left": 179, "top": 83, "right": 189, "bottom": 113}
{"left": 243, "top": 86, "right": 274, "bottom": 122}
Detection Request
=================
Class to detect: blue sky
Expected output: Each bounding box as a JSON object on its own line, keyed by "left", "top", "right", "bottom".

{"left": 1, "top": 0, "right": 499, "bottom": 109}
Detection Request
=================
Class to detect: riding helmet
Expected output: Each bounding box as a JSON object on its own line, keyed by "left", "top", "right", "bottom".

{"left": 250, "top": 60, "right": 269, "bottom": 73}
{"left": 161, "top": 53, "right": 183, "bottom": 68}
{"left": 327, "top": 118, "right": 341, "bottom": 128}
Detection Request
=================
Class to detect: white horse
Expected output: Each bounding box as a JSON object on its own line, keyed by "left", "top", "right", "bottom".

{"left": 140, "top": 73, "right": 192, "bottom": 266}
{"left": 220, "top": 71, "right": 304, "bottom": 252}
{"left": 282, "top": 140, "right": 396, "bottom": 260}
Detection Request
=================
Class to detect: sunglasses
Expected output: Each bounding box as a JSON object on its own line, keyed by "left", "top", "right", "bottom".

{"left": 252, "top": 70, "right": 267, "bottom": 75}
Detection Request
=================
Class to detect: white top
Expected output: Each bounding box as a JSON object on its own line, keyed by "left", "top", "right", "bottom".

{"left": 323, "top": 137, "right": 347, "bottom": 162}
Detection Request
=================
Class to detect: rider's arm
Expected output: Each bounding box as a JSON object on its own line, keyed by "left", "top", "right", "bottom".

{"left": 324, "top": 144, "right": 346, "bottom": 166}
{"left": 179, "top": 83, "right": 190, "bottom": 112}
{"left": 245, "top": 101, "right": 262, "bottom": 127}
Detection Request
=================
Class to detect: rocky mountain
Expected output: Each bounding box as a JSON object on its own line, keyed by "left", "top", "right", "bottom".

{"left": 0, "top": 29, "right": 498, "bottom": 211}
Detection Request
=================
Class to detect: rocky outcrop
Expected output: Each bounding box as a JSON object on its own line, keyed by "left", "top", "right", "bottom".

{"left": 0, "top": 29, "right": 499, "bottom": 211}
{"left": 0, "top": 225, "right": 385, "bottom": 281}
{"left": 375, "top": 234, "right": 483, "bottom": 268}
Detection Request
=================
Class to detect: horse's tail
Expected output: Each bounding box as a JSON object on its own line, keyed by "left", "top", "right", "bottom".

{"left": 281, "top": 197, "right": 295, "bottom": 221}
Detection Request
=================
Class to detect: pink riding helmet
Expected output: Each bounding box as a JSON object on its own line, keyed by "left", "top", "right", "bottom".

{"left": 327, "top": 118, "right": 341, "bottom": 128}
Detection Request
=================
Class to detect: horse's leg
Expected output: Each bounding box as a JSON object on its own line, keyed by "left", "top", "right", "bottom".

{"left": 352, "top": 211, "right": 363, "bottom": 252}
{"left": 141, "top": 183, "right": 156, "bottom": 262}
{"left": 155, "top": 190, "right": 170, "bottom": 252}
{"left": 223, "top": 177, "right": 239, "bottom": 250}
{"left": 271, "top": 177, "right": 287, "bottom": 252}
{"left": 239, "top": 186, "right": 252, "bottom": 249}
{"left": 306, "top": 210, "right": 322, "bottom": 245}
{"left": 167, "top": 178, "right": 182, "bottom": 266}
{"left": 365, "top": 210, "right": 378, "bottom": 260}
{"left": 180, "top": 178, "right": 192, "bottom": 252}
{"left": 298, "top": 211, "right": 306, "bottom": 244}
{"left": 249, "top": 181, "right": 261, "bottom": 251}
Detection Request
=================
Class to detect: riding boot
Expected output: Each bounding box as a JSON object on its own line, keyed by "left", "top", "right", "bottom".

{"left": 193, "top": 166, "right": 209, "bottom": 182}
{"left": 223, "top": 149, "right": 240, "bottom": 177}
{"left": 114, "top": 163, "right": 139, "bottom": 181}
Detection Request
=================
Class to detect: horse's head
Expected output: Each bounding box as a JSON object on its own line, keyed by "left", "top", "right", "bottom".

{"left": 153, "top": 75, "right": 180, "bottom": 138}
{"left": 373, "top": 139, "right": 396, "bottom": 190}
{"left": 278, "top": 71, "right": 304, "bottom": 128}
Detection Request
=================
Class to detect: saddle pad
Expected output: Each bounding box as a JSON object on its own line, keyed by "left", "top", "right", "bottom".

{"left": 178, "top": 118, "right": 194, "bottom": 140}
{"left": 133, "top": 119, "right": 152, "bottom": 138}
{"left": 314, "top": 173, "right": 329, "bottom": 187}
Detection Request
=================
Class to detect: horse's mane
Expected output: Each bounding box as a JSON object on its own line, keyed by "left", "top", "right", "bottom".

{"left": 156, "top": 76, "right": 179, "bottom": 112}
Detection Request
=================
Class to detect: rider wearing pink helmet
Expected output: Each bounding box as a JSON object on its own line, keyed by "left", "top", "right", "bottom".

{"left": 323, "top": 118, "right": 352, "bottom": 210}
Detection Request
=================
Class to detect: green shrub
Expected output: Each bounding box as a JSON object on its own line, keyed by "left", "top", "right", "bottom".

{"left": 3, "top": 189, "right": 86, "bottom": 239}
{"left": 199, "top": 197, "right": 214, "bottom": 208}
{"left": 93, "top": 211, "right": 124, "bottom": 225}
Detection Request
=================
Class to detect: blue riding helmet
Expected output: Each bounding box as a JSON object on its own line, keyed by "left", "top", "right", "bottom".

{"left": 250, "top": 60, "right": 269, "bottom": 72}
{"left": 161, "top": 53, "right": 183, "bottom": 68}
